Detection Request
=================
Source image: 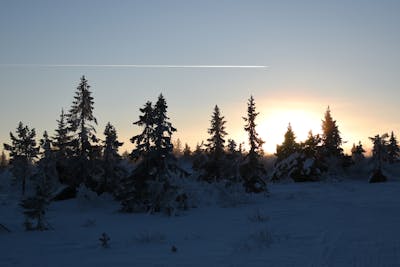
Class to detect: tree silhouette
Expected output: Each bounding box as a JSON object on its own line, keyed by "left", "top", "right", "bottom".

{"left": 102, "top": 122, "right": 124, "bottom": 193}
{"left": 275, "top": 123, "right": 299, "bottom": 162}
{"left": 351, "top": 141, "right": 365, "bottom": 162}
{"left": 369, "top": 134, "right": 389, "bottom": 183}
{"left": 53, "top": 109, "right": 73, "bottom": 159}
{"left": 66, "top": 76, "right": 100, "bottom": 188}
{"left": 130, "top": 101, "right": 154, "bottom": 161}
{"left": 387, "top": 131, "right": 399, "bottom": 163}
{"left": 240, "top": 96, "right": 266, "bottom": 193}
{"left": 4, "top": 122, "right": 38, "bottom": 195}
{"left": 67, "top": 75, "right": 98, "bottom": 159}
{"left": 203, "top": 105, "right": 228, "bottom": 182}
{"left": 119, "top": 94, "right": 183, "bottom": 213}
{"left": 321, "top": 106, "right": 343, "bottom": 157}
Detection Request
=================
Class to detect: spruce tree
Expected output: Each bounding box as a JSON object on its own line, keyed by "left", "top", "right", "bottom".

{"left": 369, "top": 134, "right": 389, "bottom": 183}
{"left": 35, "top": 131, "right": 58, "bottom": 194}
{"left": 67, "top": 76, "right": 99, "bottom": 187}
{"left": 67, "top": 75, "right": 98, "bottom": 159}
{"left": 321, "top": 106, "right": 343, "bottom": 157}
{"left": 351, "top": 141, "right": 365, "bottom": 162}
{"left": 119, "top": 94, "right": 183, "bottom": 213}
{"left": 20, "top": 180, "right": 50, "bottom": 231}
{"left": 275, "top": 123, "right": 299, "bottom": 162}
{"left": 201, "top": 105, "right": 228, "bottom": 182}
{"left": 53, "top": 109, "right": 73, "bottom": 185}
{"left": 22, "top": 131, "right": 57, "bottom": 231}
{"left": 117, "top": 101, "right": 155, "bottom": 211}
{"left": 302, "top": 130, "right": 321, "bottom": 158}
{"left": 370, "top": 134, "right": 389, "bottom": 170}
{"left": 226, "top": 139, "right": 242, "bottom": 182}
{"left": 53, "top": 109, "right": 73, "bottom": 159}
{"left": 227, "top": 139, "right": 238, "bottom": 155}
{"left": 192, "top": 142, "right": 206, "bottom": 172}
{"left": 4, "top": 122, "right": 38, "bottom": 195}
{"left": 206, "top": 105, "right": 227, "bottom": 162}
{"left": 102, "top": 122, "right": 124, "bottom": 193}
{"left": 130, "top": 101, "right": 154, "bottom": 161}
{"left": 387, "top": 131, "right": 399, "bottom": 163}
{"left": 240, "top": 96, "right": 266, "bottom": 193}
{"left": 153, "top": 94, "right": 177, "bottom": 169}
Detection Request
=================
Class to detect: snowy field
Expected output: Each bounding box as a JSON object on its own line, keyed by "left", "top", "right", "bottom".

{"left": 2, "top": 176, "right": 400, "bottom": 267}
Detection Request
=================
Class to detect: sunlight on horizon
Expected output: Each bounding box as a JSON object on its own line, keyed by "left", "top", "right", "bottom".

{"left": 258, "top": 108, "right": 322, "bottom": 154}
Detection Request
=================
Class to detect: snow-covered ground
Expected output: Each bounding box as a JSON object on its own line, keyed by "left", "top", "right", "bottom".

{"left": 2, "top": 174, "right": 400, "bottom": 267}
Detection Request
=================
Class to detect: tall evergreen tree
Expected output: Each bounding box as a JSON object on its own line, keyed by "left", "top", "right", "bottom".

{"left": 152, "top": 94, "right": 177, "bottom": 172}
{"left": 119, "top": 94, "right": 183, "bottom": 213}
{"left": 369, "top": 134, "right": 389, "bottom": 170}
{"left": 206, "top": 105, "right": 227, "bottom": 161}
{"left": 24, "top": 131, "right": 58, "bottom": 231}
{"left": 4, "top": 122, "right": 38, "bottom": 195}
{"left": 369, "top": 134, "right": 389, "bottom": 183}
{"left": 202, "top": 105, "right": 228, "bottom": 182}
{"left": 275, "top": 123, "right": 299, "bottom": 162}
{"left": 36, "top": 131, "right": 58, "bottom": 193}
{"left": 130, "top": 101, "right": 154, "bottom": 161}
{"left": 67, "top": 75, "right": 98, "bottom": 159}
{"left": 198, "top": 105, "right": 227, "bottom": 182}
{"left": 240, "top": 96, "right": 266, "bottom": 193}
{"left": 117, "top": 101, "right": 155, "bottom": 211}
{"left": 321, "top": 106, "right": 343, "bottom": 157}
{"left": 102, "top": 122, "right": 124, "bottom": 193}
{"left": 66, "top": 76, "right": 100, "bottom": 188}
{"left": 53, "top": 109, "right": 73, "bottom": 159}
{"left": 387, "top": 131, "right": 399, "bottom": 163}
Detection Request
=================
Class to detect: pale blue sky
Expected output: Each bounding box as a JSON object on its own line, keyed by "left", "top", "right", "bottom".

{"left": 1, "top": 0, "right": 400, "bottom": 153}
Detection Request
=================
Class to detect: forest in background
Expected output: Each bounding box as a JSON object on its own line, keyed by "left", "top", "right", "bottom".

{"left": 1, "top": 75, "right": 399, "bottom": 231}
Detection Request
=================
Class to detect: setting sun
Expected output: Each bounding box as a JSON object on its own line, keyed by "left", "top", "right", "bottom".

{"left": 258, "top": 108, "right": 322, "bottom": 154}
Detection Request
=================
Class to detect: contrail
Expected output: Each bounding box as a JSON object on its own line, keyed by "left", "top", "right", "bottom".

{"left": 0, "top": 64, "right": 268, "bottom": 69}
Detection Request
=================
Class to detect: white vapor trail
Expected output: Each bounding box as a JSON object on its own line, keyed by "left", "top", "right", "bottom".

{"left": 0, "top": 64, "right": 268, "bottom": 69}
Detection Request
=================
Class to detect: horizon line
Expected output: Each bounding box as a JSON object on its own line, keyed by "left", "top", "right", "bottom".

{"left": 0, "top": 64, "right": 268, "bottom": 69}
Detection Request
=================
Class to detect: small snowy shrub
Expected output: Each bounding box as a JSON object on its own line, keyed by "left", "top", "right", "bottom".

{"left": 99, "top": 232, "right": 110, "bottom": 248}
{"left": 20, "top": 184, "right": 51, "bottom": 231}
{"left": 271, "top": 152, "right": 322, "bottom": 182}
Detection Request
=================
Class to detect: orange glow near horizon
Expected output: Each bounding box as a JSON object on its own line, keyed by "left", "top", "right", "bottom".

{"left": 258, "top": 108, "right": 322, "bottom": 154}
{"left": 117, "top": 98, "right": 380, "bottom": 157}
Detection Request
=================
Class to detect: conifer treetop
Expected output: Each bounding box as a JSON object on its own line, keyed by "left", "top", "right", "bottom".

{"left": 321, "top": 106, "right": 342, "bottom": 156}
{"left": 206, "top": 105, "right": 227, "bottom": 159}
{"left": 243, "top": 95, "right": 264, "bottom": 158}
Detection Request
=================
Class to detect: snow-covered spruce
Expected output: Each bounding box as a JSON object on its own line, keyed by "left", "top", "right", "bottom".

{"left": 116, "top": 94, "right": 188, "bottom": 214}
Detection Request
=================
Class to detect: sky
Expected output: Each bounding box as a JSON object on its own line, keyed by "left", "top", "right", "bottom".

{"left": 1, "top": 0, "right": 400, "bottom": 154}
